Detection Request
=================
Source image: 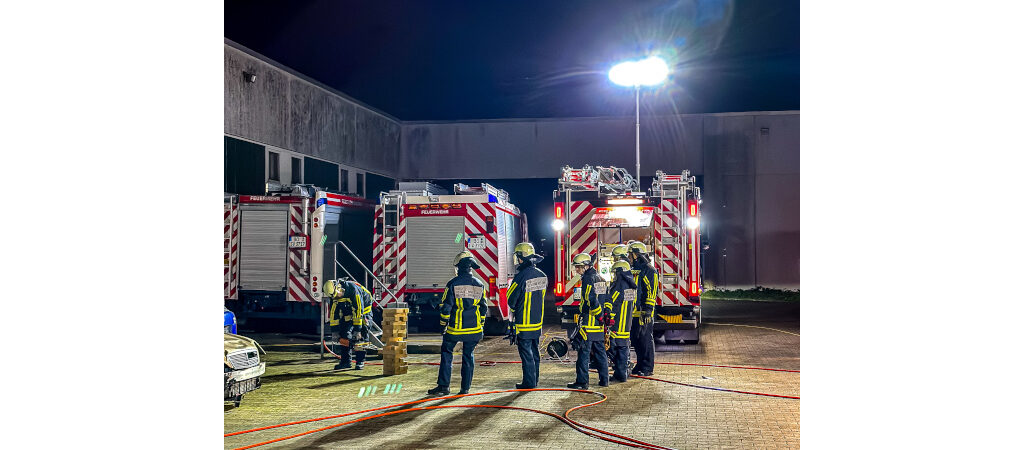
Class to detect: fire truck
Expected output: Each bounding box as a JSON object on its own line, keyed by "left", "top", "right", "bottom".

{"left": 225, "top": 183, "right": 375, "bottom": 330}
{"left": 371, "top": 182, "right": 529, "bottom": 334}
{"left": 553, "top": 165, "right": 704, "bottom": 344}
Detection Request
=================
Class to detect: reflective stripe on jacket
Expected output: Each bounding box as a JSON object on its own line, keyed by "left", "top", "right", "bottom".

{"left": 631, "top": 263, "right": 659, "bottom": 317}
{"left": 507, "top": 263, "right": 546, "bottom": 336}
{"left": 579, "top": 268, "right": 606, "bottom": 339}
{"left": 605, "top": 278, "right": 636, "bottom": 339}
{"left": 439, "top": 273, "right": 487, "bottom": 336}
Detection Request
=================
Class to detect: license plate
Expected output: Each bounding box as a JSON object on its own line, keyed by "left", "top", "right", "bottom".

{"left": 468, "top": 237, "right": 485, "bottom": 250}
{"left": 229, "top": 377, "right": 259, "bottom": 397}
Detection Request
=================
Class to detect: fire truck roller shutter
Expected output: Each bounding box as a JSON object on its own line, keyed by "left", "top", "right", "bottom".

{"left": 238, "top": 206, "right": 289, "bottom": 292}
{"left": 405, "top": 216, "right": 466, "bottom": 289}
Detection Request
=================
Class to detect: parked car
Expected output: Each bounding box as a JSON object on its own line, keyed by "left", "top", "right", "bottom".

{"left": 224, "top": 307, "right": 237, "bottom": 334}
{"left": 224, "top": 332, "right": 265, "bottom": 407}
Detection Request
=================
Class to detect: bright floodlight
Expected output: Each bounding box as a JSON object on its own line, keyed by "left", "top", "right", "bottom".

{"left": 609, "top": 56, "right": 669, "bottom": 87}
{"left": 686, "top": 217, "right": 700, "bottom": 229}
{"left": 552, "top": 219, "right": 565, "bottom": 231}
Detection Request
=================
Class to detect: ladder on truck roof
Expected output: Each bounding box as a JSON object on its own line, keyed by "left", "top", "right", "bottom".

{"left": 558, "top": 165, "right": 638, "bottom": 194}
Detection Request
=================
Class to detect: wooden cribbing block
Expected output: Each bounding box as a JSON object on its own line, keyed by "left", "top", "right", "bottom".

{"left": 383, "top": 316, "right": 408, "bottom": 324}
{"left": 383, "top": 329, "right": 408, "bottom": 338}
{"left": 383, "top": 308, "right": 409, "bottom": 315}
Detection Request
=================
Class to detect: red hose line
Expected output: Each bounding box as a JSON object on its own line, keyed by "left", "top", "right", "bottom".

{"left": 633, "top": 374, "right": 800, "bottom": 399}
{"left": 654, "top": 362, "right": 799, "bottom": 373}
{"left": 227, "top": 388, "right": 670, "bottom": 450}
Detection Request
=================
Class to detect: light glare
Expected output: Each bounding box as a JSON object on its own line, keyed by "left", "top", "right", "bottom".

{"left": 609, "top": 56, "right": 669, "bottom": 87}
{"left": 552, "top": 219, "right": 565, "bottom": 231}
{"left": 686, "top": 217, "right": 700, "bottom": 229}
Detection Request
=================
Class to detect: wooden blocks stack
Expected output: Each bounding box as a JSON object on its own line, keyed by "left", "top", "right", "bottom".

{"left": 382, "top": 308, "right": 409, "bottom": 375}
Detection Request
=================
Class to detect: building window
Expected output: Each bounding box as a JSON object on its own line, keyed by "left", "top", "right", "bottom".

{"left": 356, "top": 173, "right": 364, "bottom": 197}
{"left": 291, "top": 157, "right": 302, "bottom": 184}
{"left": 268, "top": 151, "right": 280, "bottom": 181}
{"left": 340, "top": 169, "right": 349, "bottom": 193}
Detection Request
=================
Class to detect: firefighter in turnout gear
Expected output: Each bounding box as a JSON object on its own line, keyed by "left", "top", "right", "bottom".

{"left": 428, "top": 252, "right": 488, "bottom": 396}
{"left": 326, "top": 279, "right": 372, "bottom": 370}
{"left": 567, "top": 253, "right": 609, "bottom": 389}
{"left": 604, "top": 261, "right": 638, "bottom": 382}
{"left": 628, "top": 241, "right": 659, "bottom": 376}
{"left": 611, "top": 244, "right": 630, "bottom": 262}
{"left": 506, "top": 242, "right": 547, "bottom": 389}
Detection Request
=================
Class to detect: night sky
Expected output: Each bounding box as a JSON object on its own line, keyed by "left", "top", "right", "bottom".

{"left": 225, "top": 0, "right": 799, "bottom": 121}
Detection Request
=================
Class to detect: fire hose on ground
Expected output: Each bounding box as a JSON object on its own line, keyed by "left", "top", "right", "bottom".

{"left": 226, "top": 388, "right": 673, "bottom": 450}
{"left": 225, "top": 340, "right": 797, "bottom": 448}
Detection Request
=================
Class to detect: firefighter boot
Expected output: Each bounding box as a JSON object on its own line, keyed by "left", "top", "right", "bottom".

{"left": 567, "top": 382, "right": 588, "bottom": 390}
{"left": 354, "top": 350, "right": 366, "bottom": 370}
{"left": 427, "top": 385, "right": 450, "bottom": 396}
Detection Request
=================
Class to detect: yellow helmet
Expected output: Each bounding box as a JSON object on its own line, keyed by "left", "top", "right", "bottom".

{"left": 611, "top": 244, "right": 629, "bottom": 260}
{"left": 514, "top": 242, "right": 535, "bottom": 258}
{"left": 611, "top": 260, "right": 632, "bottom": 273}
{"left": 571, "top": 253, "right": 592, "bottom": 267}
{"left": 453, "top": 250, "right": 477, "bottom": 266}
{"left": 628, "top": 241, "right": 648, "bottom": 255}
{"left": 323, "top": 279, "right": 341, "bottom": 298}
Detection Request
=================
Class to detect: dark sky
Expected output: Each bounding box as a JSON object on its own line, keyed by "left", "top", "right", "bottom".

{"left": 225, "top": 0, "right": 798, "bottom": 121}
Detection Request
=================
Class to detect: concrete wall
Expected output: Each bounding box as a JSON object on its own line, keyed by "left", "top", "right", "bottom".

{"left": 401, "top": 112, "right": 799, "bottom": 289}
{"left": 401, "top": 115, "right": 704, "bottom": 179}
{"left": 224, "top": 40, "right": 400, "bottom": 177}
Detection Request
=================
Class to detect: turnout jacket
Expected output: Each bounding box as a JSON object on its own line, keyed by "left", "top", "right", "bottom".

{"left": 578, "top": 267, "right": 607, "bottom": 340}
{"left": 330, "top": 281, "right": 372, "bottom": 328}
{"left": 506, "top": 256, "right": 547, "bottom": 339}
{"left": 439, "top": 269, "right": 488, "bottom": 341}
{"left": 631, "top": 259, "right": 660, "bottom": 317}
{"left": 603, "top": 274, "right": 638, "bottom": 343}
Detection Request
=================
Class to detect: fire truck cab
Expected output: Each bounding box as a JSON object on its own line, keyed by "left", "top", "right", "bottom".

{"left": 372, "top": 182, "right": 528, "bottom": 335}
{"left": 553, "top": 166, "right": 704, "bottom": 344}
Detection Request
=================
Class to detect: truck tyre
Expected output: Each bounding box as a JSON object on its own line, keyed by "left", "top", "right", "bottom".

{"left": 483, "top": 316, "right": 507, "bottom": 336}
{"left": 683, "top": 327, "right": 700, "bottom": 345}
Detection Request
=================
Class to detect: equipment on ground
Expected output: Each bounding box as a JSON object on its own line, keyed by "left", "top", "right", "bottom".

{"left": 371, "top": 182, "right": 530, "bottom": 335}
{"left": 553, "top": 165, "right": 704, "bottom": 344}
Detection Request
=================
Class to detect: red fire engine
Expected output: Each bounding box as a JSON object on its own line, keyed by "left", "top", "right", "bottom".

{"left": 371, "top": 182, "right": 529, "bottom": 334}
{"left": 552, "top": 165, "right": 704, "bottom": 344}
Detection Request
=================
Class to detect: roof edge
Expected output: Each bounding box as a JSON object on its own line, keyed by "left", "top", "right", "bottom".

{"left": 225, "top": 38, "right": 402, "bottom": 124}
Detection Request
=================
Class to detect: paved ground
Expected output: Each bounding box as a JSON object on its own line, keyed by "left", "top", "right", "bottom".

{"left": 224, "top": 300, "right": 799, "bottom": 449}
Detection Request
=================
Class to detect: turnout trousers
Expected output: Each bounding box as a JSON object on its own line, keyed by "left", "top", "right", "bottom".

{"left": 516, "top": 338, "right": 541, "bottom": 388}
{"left": 437, "top": 334, "right": 481, "bottom": 392}
{"left": 630, "top": 318, "right": 655, "bottom": 374}
{"left": 575, "top": 338, "right": 608, "bottom": 386}
{"left": 610, "top": 340, "right": 630, "bottom": 382}
{"left": 333, "top": 324, "right": 365, "bottom": 367}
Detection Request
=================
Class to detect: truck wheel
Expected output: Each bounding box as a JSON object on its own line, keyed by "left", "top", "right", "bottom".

{"left": 683, "top": 328, "right": 700, "bottom": 345}
{"left": 483, "top": 317, "right": 507, "bottom": 336}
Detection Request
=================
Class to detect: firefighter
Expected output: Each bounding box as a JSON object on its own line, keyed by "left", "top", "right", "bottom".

{"left": 428, "top": 251, "right": 489, "bottom": 396}
{"left": 326, "top": 279, "right": 372, "bottom": 370}
{"left": 604, "top": 261, "right": 638, "bottom": 382}
{"left": 567, "top": 253, "right": 609, "bottom": 389}
{"left": 506, "top": 242, "right": 546, "bottom": 389}
{"left": 628, "top": 241, "right": 659, "bottom": 376}
{"left": 611, "top": 244, "right": 630, "bottom": 262}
